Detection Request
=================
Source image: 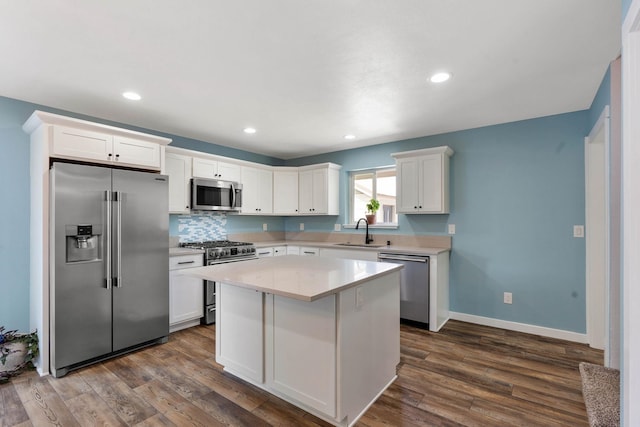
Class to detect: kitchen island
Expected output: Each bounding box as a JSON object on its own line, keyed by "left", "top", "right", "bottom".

{"left": 185, "top": 255, "right": 402, "bottom": 427}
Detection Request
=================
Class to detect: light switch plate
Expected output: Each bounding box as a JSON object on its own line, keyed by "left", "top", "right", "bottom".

{"left": 504, "top": 292, "right": 512, "bottom": 304}
{"left": 262, "top": 223, "right": 268, "bottom": 231}
{"left": 300, "top": 223, "right": 305, "bottom": 231}
{"left": 448, "top": 224, "right": 456, "bottom": 234}
{"left": 334, "top": 223, "right": 341, "bottom": 231}
{"left": 573, "top": 225, "right": 584, "bottom": 238}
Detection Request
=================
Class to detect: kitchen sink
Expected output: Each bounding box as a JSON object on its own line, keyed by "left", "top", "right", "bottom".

{"left": 334, "top": 243, "right": 386, "bottom": 248}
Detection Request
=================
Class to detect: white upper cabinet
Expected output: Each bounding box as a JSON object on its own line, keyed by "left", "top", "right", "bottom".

{"left": 273, "top": 167, "right": 299, "bottom": 215}
{"left": 298, "top": 163, "right": 340, "bottom": 215}
{"left": 392, "top": 146, "right": 454, "bottom": 214}
{"left": 165, "top": 152, "right": 192, "bottom": 214}
{"left": 241, "top": 166, "right": 273, "bottom": 214}
{"left": 112, "top": 135, "right": 162, "bottom": 169}
{"left": 22, "top": 111, "right": 170, "bottom": 171}
{"left": 52, "top": 126, "right": 112, "bottom": 162}
{"left": 50, "top": 125, "right": 165, "bottom": 170}
{"left": 192, "top": 157, "right": 241, "bottom": 182}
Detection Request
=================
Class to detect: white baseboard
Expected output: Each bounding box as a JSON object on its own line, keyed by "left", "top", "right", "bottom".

{"left": 449, "top": 312, "right": 588, "bottom": 344}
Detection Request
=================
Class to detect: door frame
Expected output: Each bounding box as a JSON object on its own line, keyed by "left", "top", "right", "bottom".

{"left": 623, "top": 1, "right": 640, "bottom": 424}
{"left": 584, "top": 105, "right": 610, "bottom": 357}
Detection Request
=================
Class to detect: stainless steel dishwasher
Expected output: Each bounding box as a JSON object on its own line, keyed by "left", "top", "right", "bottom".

{"left": 378, "top": 253, "right": 430, "bottom": 326}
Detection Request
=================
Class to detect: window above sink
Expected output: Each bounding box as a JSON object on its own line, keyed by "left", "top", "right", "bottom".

{"left": 349, "top": 167, "right": 397, "bottom": 226}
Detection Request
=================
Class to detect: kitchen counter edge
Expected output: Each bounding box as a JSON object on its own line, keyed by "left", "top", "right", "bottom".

{"left": 253, "top": 240, "right": 450, "bottom": 256}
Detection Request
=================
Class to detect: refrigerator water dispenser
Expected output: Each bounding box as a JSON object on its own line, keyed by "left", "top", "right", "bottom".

{"left": 65, "top": 224, "right": 101, "bottom": 263}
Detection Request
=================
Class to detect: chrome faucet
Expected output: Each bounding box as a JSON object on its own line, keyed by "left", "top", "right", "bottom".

{"left": 355, "top": 218, "right": 374, "bottom": 245}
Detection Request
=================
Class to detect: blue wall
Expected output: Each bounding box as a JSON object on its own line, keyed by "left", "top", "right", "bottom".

{"left": 589, "top": 66, "right": 612, "bottom": 128}
{"left": 623, "top": 0, "right": 633, "bottom": 20}
{"left": 286, "top": 112, "right": 589, "bottom": 332}
{"left": 0, "top": 97, "right": 32, "bottom": 332}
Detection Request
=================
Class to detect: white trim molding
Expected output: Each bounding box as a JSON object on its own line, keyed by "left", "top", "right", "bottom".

{"left": 584, "top": 105, "right": 611, "bottom": 354}
{"left": 622, "top": 1, "right": 640, "bottom": 425}
{"left": 449, "top": 312, "right": 588, "bottom": 344}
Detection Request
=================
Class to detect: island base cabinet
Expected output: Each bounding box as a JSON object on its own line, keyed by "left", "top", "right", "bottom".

{"left": 267, "top": 294, "right": 337, "bottom": 417}
{"left": 336, "top": 273, "right": 400, "bottom": 422}
{"left": 215, "top": 270, "right": 401, "bottom": 427}
{"left": 216, "top": 284, "right": 264, "bottom": 384}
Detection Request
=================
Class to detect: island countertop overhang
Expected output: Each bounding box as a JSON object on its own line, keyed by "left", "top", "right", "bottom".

{"left": 182, "top": 255, "right": 403, "bottom": 302}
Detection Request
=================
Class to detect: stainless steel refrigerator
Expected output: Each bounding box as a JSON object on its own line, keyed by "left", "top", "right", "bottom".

{"left": 50, "top": 162, "right": 169, "bottom": 377}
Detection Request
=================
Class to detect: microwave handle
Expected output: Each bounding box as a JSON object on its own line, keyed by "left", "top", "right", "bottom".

{"left": 230, "top": 182, "right": 236, "bottom": 208}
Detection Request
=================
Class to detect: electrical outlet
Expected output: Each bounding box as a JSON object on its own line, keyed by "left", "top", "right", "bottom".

{"left": 504, "top": 292, "right": 513, "bottom": 304}
{"left": 448, "top": 224, "right": 456, "bottom": 234}
{"left": 334, "top": 223, "right": 341, "bottom": 231}
{"left": 262, "top": 223, "right": 268, "bottom": 231}
{"left": 299, "top": 223, "right": 304, "bottom": 231}
{"left": 573, "top": 225, "right": 584, "bottom": 238}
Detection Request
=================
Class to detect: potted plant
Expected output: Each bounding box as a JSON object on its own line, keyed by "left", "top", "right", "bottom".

{"left": 365, "top": 198, "right": 380, "bottom": 224}
{"left": 0, "top": 326, "right": 39, "bottom": 383}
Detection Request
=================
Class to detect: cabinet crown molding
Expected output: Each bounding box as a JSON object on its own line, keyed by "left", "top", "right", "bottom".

{"left": 22, "top": 110, "right": 172, "bottom": 145}
{"left": 391, "top": 145, "right": 454, "bottom": 159}
{"left": 297, "top": 162, "right": 342, "bottom": 171}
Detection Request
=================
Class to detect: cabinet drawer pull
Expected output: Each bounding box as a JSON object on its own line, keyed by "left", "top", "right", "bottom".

{"left": 177, "top": 260, "right": 196, "bottom": 265}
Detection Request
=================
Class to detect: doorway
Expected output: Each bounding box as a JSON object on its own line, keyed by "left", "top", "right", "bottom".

{"left": 585, "top": 106, "right": 610, "bottom": 355}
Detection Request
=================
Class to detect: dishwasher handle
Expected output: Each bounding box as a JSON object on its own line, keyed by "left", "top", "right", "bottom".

{"left": 378, "top": 254, "right": 429, "bottom": 263}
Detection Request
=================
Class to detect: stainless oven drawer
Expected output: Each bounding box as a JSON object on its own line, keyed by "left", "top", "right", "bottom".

{"left": 205, "top": 281, "right": 216, "bottom": 305}
{"left": 203, "top": 305, "right": 216, "bottom": 325}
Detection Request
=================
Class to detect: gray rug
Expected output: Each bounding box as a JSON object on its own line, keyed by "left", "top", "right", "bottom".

{"left": 579, "top": 362, "right": 620, "bottom": 427}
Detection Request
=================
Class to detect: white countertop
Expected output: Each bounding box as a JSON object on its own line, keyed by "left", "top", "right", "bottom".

{"left": 182, "top": 255, "right": 403, "bottom": 301}
{"left": 253, "top": 240, "right": 449, "bottom": 256}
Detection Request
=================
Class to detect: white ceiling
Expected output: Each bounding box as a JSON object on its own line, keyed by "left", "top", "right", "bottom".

{"left": 0, "top": 1, "right": 620, "bottom": 160}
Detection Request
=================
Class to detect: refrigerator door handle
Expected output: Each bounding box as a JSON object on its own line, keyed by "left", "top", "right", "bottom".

{"left": 105, "top": 190, "right": 112, "bottom": 290}
{"left": 114, "top": 191, "right": 123, "bottom": 288}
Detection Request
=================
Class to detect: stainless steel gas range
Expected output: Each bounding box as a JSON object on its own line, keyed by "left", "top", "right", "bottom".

{"left": 179, "top": 240, "right": 257, "bottom": 324}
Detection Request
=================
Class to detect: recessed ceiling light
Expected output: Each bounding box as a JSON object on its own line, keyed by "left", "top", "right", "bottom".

{"left": 429, "top": 72, "right": 451, "bottom": 83}
{"left": 344, "top": 134, "right": 356, "bottom": 140}
{"left": 243, "top": 127, "right": 257, "bottom": 134}
{"left": 122, "top": 91, "right": 141, "bottom": 101}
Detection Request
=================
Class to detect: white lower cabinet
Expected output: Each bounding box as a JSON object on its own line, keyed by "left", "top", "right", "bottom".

{"left": 256, "top": 247, "right": 274, "bottom": 257}
{"left": 273, "top": 246, "right": 287, "bottom": 256}
{"left": 169, "top": 254, "right": 204, "bottom": 332}
{"left": 270, "top": 294, "right": 336, "bottom": 416}
{"left": 216, "top": 284, "right": 264, "bottom": 383}
{"left": 319, "top": 248, "right": 379, "bottom": 261}
{"left": 286, "top": 246, "right": 300, "bottom": 255}
{"left": 216, "top": 270, "right": 400, "bottom": 425}
{"left": 299, "top": 247, "right": 319, "bottom": 256}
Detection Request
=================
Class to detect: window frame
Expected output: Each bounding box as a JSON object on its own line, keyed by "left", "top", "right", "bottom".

{"left": 348, "top": 166, "right": 398, "bottom": 227}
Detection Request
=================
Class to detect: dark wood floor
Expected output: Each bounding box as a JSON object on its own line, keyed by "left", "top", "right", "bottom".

{"left": 0, "top": 320, "right": 603, "bottom": 427}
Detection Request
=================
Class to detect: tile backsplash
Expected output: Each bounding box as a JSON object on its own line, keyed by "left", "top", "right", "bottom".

{"left": 172, "top": 212, "right": 227, "bottom": 242}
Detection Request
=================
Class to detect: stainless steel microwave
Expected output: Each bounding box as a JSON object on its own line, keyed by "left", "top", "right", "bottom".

{"left": 191, "top": 178, "right": 242, "bottom": 211}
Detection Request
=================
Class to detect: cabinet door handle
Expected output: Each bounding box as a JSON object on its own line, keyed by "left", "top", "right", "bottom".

{"left": 178, "top": 260, "right": 195, "bottom": 265}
